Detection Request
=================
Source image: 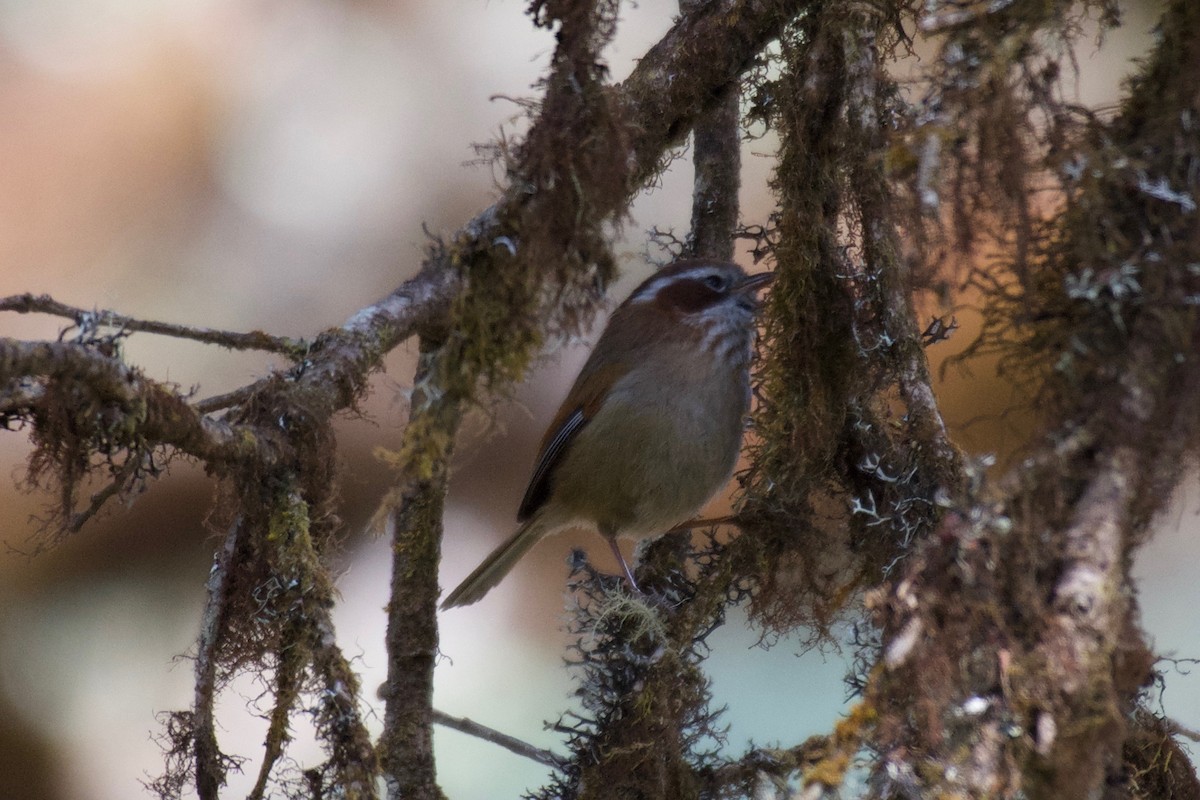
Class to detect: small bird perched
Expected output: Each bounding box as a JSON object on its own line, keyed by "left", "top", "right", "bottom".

{"left": 441, "top": 259, "right": 773, "bottom": 609}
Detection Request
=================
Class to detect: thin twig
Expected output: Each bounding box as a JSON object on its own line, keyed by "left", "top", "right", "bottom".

{"left": 193, "top": 517, "right": 244, "bottom": 800}
{"left": 0, "top": 293, "right": 305, "bottom": 355}
{"left": 432, "top": 709, "right": 560, "bottom": 768}
{"left": 1164, "top": 718, "right": 1200, "bottom": 743}
{"left": 65, "top": 454, "right": 142, "bottom": 534}
{"left": 193, "top": 385, "right": 260, "bottom": 415}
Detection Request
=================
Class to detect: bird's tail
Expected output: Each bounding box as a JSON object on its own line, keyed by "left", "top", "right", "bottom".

{"left": 441, "top": 519, "right": 548, "bottom": 609}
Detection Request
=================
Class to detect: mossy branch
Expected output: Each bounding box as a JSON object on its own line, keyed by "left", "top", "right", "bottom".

{"left": 191, "top": 518, "right": 245, "bottom": 800}
{"left": 861, "top": 0, "right": 1200, "bottom": 796}
{"left": 378, "top": 340, "right": 456, "bottom": 800}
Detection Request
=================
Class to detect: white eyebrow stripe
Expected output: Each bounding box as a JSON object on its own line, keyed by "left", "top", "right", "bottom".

{"left": 629, "top": 267, "right": 717, "bottom": 303}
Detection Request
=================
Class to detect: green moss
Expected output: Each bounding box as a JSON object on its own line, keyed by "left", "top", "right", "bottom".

{"left": 739, "top": 3, "right": 952, "bottom": 641}
{"left": 267, "top": 488, "right": 311, "bottom": 544}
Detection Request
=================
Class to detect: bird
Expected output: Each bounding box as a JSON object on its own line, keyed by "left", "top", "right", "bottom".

{"left": 441, "top": 259, "right": 773, "bottom": 609}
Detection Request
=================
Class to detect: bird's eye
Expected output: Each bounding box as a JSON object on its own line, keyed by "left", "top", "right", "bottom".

{"left": 703, "top": 274, "right": 727, "bottom": 292}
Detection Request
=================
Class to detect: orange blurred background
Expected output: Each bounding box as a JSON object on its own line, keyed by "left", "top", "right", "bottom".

{"left": 0, "top": 2, "right": 1191, "bottom": 799}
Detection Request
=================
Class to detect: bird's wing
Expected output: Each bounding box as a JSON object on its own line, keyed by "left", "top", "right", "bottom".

{"left": 516, "top": 360, "right": 628, "bottom": 521}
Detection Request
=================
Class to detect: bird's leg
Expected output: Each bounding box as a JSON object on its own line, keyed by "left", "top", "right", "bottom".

{"left": 607, "top": 537, "right": 642, "bottom": 595}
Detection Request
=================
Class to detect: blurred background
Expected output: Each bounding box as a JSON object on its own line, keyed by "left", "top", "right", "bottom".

{"left": 0, "top": 1, "right": 1191, "bottom": 798}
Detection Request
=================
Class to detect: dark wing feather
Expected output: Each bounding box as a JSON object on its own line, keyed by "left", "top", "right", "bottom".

{"left": 515, "top": 358, "right": 631, "bottom": 522}
{"left": 517, "top": 406, "right": 586, "bottom": 521}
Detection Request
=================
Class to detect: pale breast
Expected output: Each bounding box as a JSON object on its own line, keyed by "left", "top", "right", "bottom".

{"left": 548, "top": 341, "right": 750, "bottom": 538}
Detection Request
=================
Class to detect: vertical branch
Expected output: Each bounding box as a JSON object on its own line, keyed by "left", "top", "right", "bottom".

{"left": 193, "top": 518, "right": 245, "bottom": 800}
{"left": 839, "top": 13, "right": 962, "bottom": 489}
{"left": 685, "top": 82, "right": 741, "bottom": 260}
{"left": 378, "top": 339, "right": 459, "bottom": 800}
{"left": 679, "top": 0, "right": 741, "bottom": 261}
{"left": 308, "top": 599, "right": 381, "bottom": 797}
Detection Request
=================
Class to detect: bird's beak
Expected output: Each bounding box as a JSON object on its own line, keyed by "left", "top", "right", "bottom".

{"left": 735, "top": 271, "right": 775, "bottom": 295}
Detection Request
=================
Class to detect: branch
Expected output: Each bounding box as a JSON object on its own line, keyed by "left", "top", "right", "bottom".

{"left": 0, "top": 293, "right": 306, "bottom": 355}
{"left": 192, "top": 517, "right": 245, "bottom": 800}
{"left": 708, "top": 736, "right": 833, "bottom": 799}
{"left": 301, "top": 559, "right": 380, "bottom": 797}
{"left": 432, "top": 709, "right": 559, "bottom": 768}
{"left": 193, "top": 385, "right": 259, "bottom": 415}
{"left": 378, "top": 340, "right": 457, "bottom": 800}
{"left": 180, "top": 0, "right": 802, "bottom": 430}
{"left": 218, "top": 481, "right": 378, "bottom": 800}
{"left": 3, "top": 0, "right": 805, "bottom": 469}
{"left": 0, "top": 338, "right": 280, "bottom": 469}
{"left": 678, "top": 0, "right": 742, "bottom": 265}
{"left": 687, "top": 83, "right": 741, "bottom": 261}
{"left": 63, "top": 452, "right": 142, "bottom": 534}
{"left": 616, "top": 0, "right": 800, "bottom": 189}
{"left": 917, "top": 0, "right": 1015, "bottom": 33}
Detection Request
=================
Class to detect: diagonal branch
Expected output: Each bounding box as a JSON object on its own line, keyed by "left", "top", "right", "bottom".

{"left": 193, "top": 517, "right": 245, "bottom": 800}
{"left": 202, "top": 0, "right": 807, "bottom": 424}
{"left": 432, "top": 709, "right": 560, "bottom": 769}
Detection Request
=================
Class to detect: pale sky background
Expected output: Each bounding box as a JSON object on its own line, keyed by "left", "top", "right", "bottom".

{"left": 0, "top": 2, "right": 1191, "bottom": 799}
